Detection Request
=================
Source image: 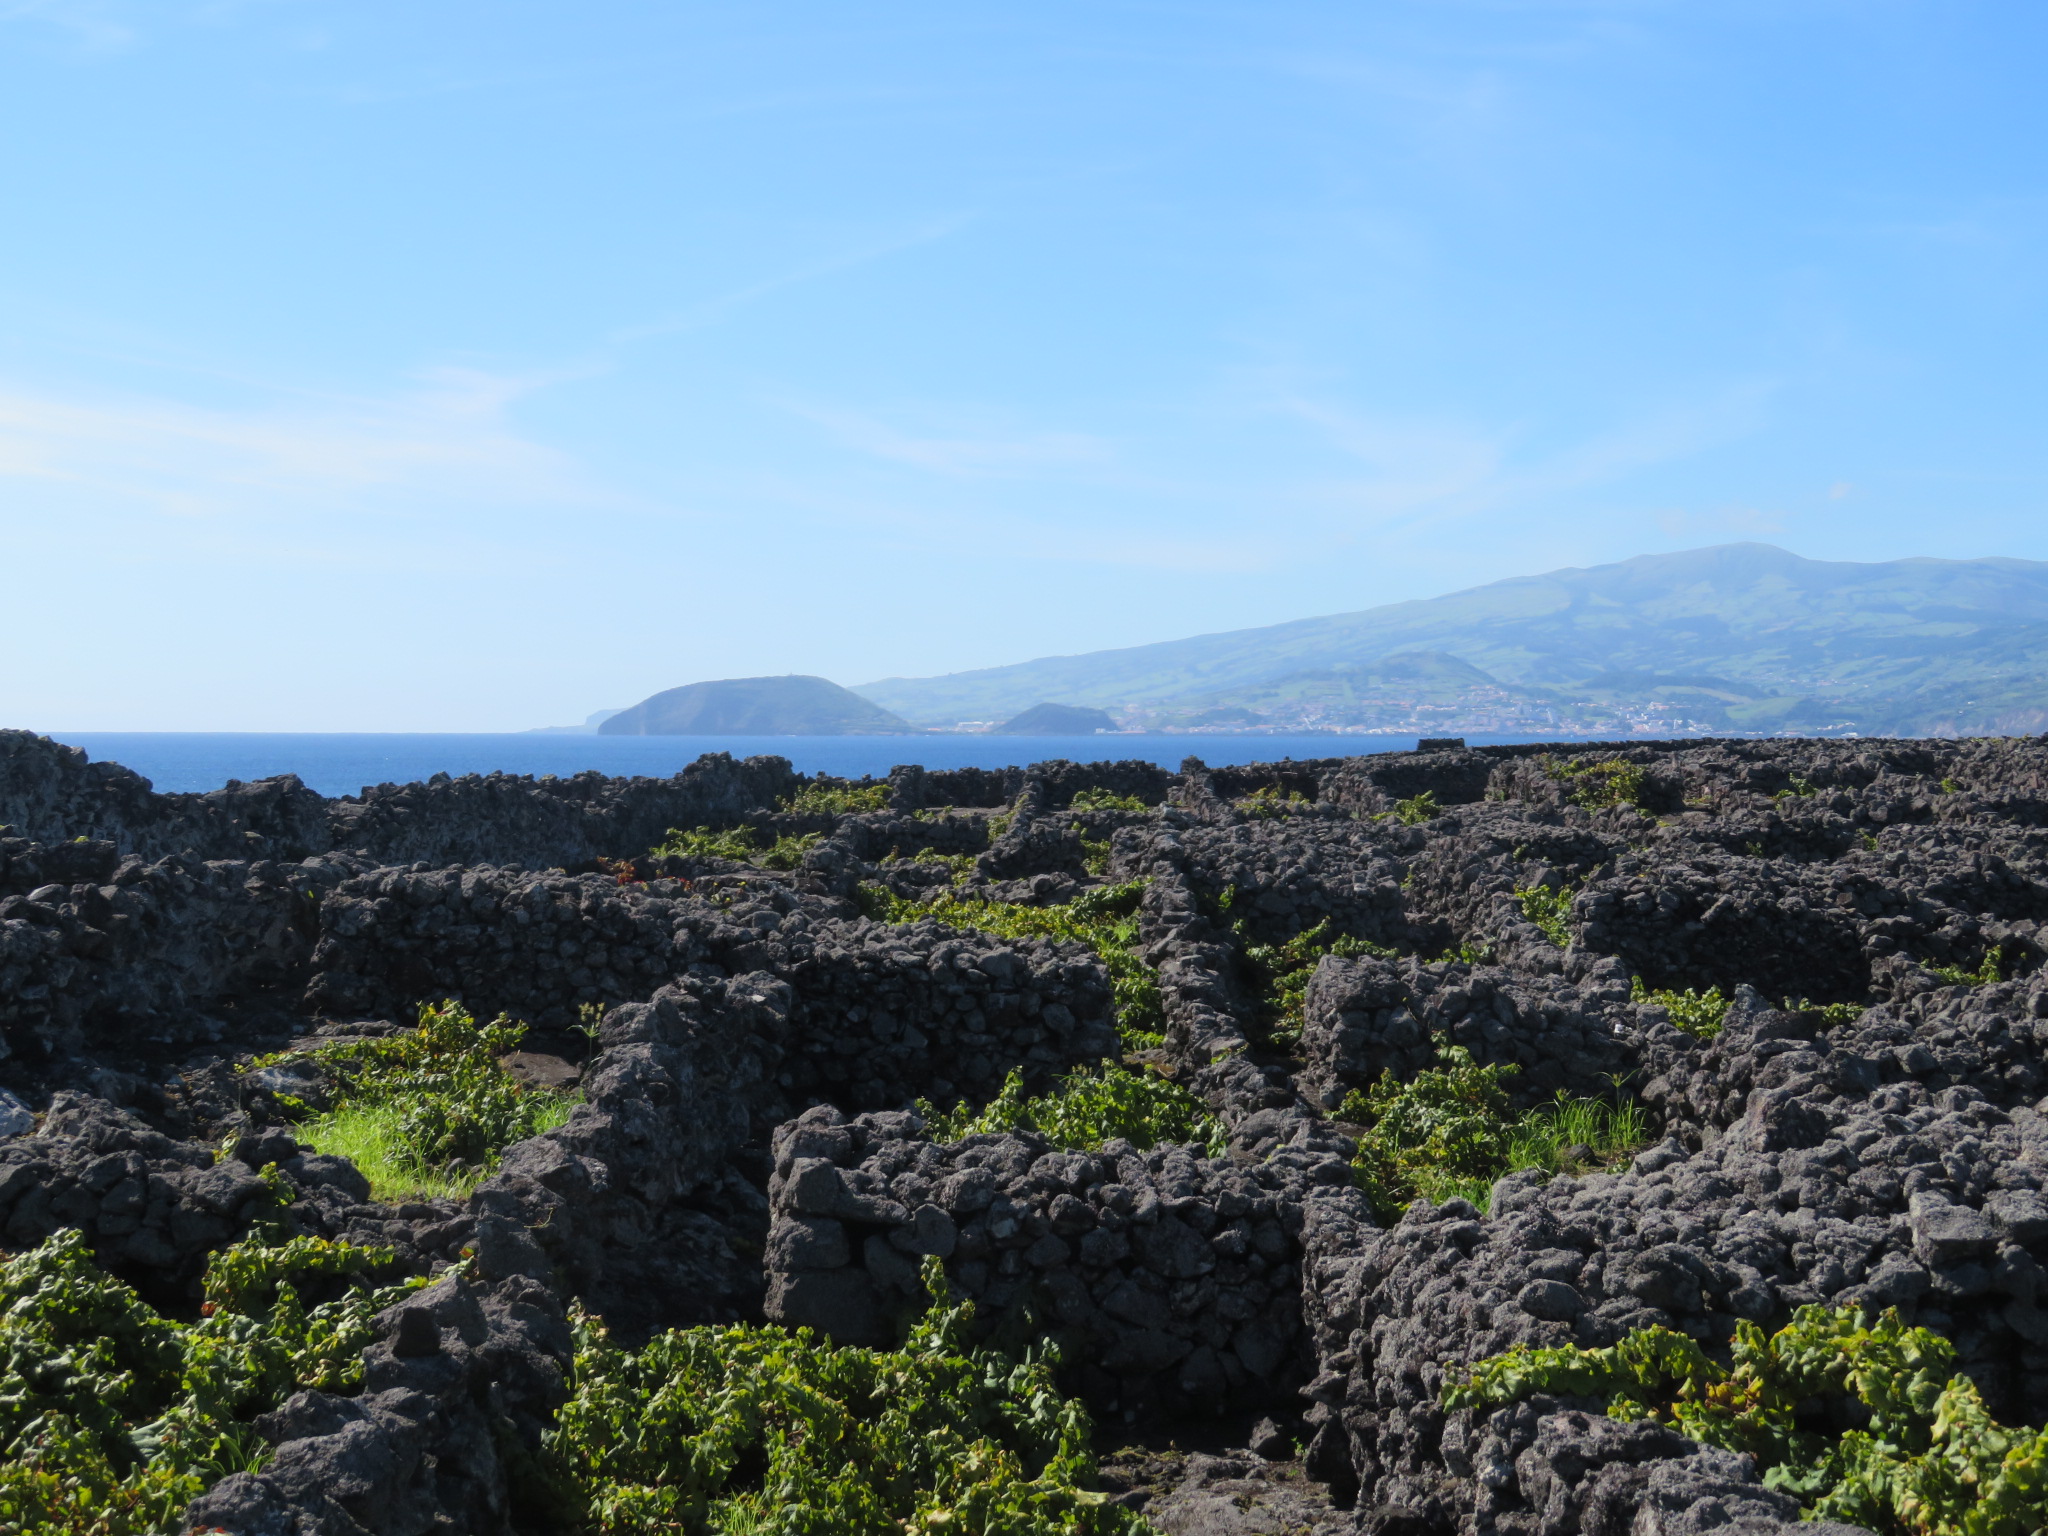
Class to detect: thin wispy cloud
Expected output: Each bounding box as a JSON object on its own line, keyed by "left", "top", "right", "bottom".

{"left": 787, "top": 401, "right": 1107, "bottom": 477}
{"left": 0, "top": 367, "right": 594, "bottom": 518}
{"left": 1276, "top": 380, "right": 1774, "bottom": 531}
{"left": 0, "top": 0, "right": 135, "bottom": 48}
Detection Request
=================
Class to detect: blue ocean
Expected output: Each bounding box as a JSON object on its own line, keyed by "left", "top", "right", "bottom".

{"left": 49, "top": 731, "right": 1592, "bottom": 799}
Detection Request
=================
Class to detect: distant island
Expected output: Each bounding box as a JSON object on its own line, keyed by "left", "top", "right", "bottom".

{"left": 598, "top": 675, "right": 916, "bottom": 736}
{"left": 849, "top": 544, "right": 2048, "bottom": 738}
{"left": 989, "top": 702, "right": 1116, "bottom": 735}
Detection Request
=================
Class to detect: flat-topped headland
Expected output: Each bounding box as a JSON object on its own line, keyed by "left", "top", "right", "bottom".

{"left": 4, "top": 727, "right": 2048, "bottom": 1534}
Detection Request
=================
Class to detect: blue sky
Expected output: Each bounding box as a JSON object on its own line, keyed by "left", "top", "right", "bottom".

{"left": 5, "top": 1, "right": 2045, "bottom": 730}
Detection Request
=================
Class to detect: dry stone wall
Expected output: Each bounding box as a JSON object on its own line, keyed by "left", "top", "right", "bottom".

{"left": 5, "top": 730, "right": 2048, "bottom": 1534}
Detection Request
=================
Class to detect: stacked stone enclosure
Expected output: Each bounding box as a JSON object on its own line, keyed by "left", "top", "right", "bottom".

{"left": 7, "top": 727, "right": 2048, "bottom": 1534}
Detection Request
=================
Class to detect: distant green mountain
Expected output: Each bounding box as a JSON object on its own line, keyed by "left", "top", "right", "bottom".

{"left": 601, "top": 675, "right": 915, "bottom": 735}
{"left": 852, "top": 545, "right": 2048, "bottom": 736}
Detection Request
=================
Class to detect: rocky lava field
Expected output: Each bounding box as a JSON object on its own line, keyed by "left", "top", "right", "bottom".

{"left": 6, "top": 729, "right": 2048, "bottom": 1535}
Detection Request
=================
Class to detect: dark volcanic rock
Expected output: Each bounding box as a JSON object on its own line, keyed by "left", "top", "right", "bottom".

{"left": 7, "top": 732, "right": 2048, "bottom": 1533}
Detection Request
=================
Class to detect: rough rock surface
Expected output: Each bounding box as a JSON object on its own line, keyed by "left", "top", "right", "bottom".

{"left": 8, "top": 728, "right": 2048, "bottom": 1533}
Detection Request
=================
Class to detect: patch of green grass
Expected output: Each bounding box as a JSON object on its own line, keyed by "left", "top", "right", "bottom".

{"left": 1517, "top": 883, "right": 1575, "bottom": 946}
{"left": 265, "top": 1000, "right": 579, "bottom": 1199}
{"left": 1337, "top": 1045, "right": 1648, "bottom": 1219}
{"left": 919, "top": 1060, "right": 1227, "bottom": 1157}
{"left": 865, "top": 879, "right": 1164, "bottom": 1048}
{"left": 1630, "top": 976, "right": 1730, "bottom": 1038}
{"left": 780, "top": 782, "right": 891, "bottom": 815}
{"left": 543, "top": 1262, "right": 1146, "bottom": 1536}
{"left": 652, "top": 824, "right": 821, "bottom": 870}
{"left": 300, "top": 1096, "right": 574, "bottom": 1202}
{"left": 1068, "top": 787, "right": 1148, "bottom": 813}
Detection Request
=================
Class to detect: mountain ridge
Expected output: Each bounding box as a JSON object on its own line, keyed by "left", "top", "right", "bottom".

{"left": 850, "top": 545, "right": 2048, "bottom": 736}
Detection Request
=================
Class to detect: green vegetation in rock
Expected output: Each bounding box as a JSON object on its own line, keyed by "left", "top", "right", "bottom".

{"left": 1929, "top": 945, "right": 2004, "bottom": 987}
{"left": 919, "top": 1061, "right": 1227, "bottom": 1158}
{"left": 281, "top": 1000, "right": 575, "bottom": 1201}
{"left": 0, "top": 1229, "right": 422, "bottom": 1536}
{"left": 1080, "top": 836, "right": 1113, "bottom": 876}
{"left": 1630, "top": 976, "right": 1732, "bottom": 1039}
{"left": 1337, "top": 1045, "right": 1647, "bottom": 1219}
{"left": 909, "top": 847, "right": 979, "bottom": 884}
{"left": 864, "top": 879, "right": 1163, "bottom": 1049}
{"left": 1444, "top": 1303, "right": 2048, "bottom": 1536}
{"left": 1068, "top": 788, "right": 1148, "bottom": 814}
{"left": 1517, "top": 883, "right": 1575, "bottom": 946}
{"left": 1238, "top": 786, "right": 1310, "bottom": 820}
{"left": 780, "top": 782, "right": 891, "bottom": 815}
{"left": 652, "top": 825, "right": 821, "bottom": 871}
{"left": 1387, "top": 791, "right": 1441, "bottom": 825}
{"left": 1784, "top": 997, "right": 1865, "bottom": 1027}
{"left": 1238, "top": 919, "right": 1398, "bottom": 1049}
{"left": 543, "top": 1260, "right": 1148, "bottom": 1536}
{"left": 1548, "top": 757, "right": 1649, "bottom": 811}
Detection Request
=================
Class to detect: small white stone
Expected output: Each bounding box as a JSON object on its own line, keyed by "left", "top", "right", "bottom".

{"left": 0, "top": 1088, "right": 34, "bottom": 1139}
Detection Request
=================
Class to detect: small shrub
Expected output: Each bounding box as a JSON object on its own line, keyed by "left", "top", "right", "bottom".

{"left": 0, "top": 1229, "right": 422, "bottom": 1535}
{"left": 911, "top": 847, "right": 979, "bottom": 884}
{"left": 545, "top": 1262, "right": 1146, "bottom": 1535}
{"left": 1068, "top": 787, "right": 1148, "bottom": 814}
{"left": 1442, "top": 939, "right": 1497, "bottom": 966}
{"left": 780, "top": 782, "right": 891, "bottom": 815}
{"left": 1784, "top": 997, "right": 1865, "bottom": 1027}
{"left": 919, "top": 1061, "right": 1227, "bottom": 1157}
{"left": 1547, "top": 757, "right": 1649, "bottom": 811}
{"left": 1337, "top": 1046, "right": 1646, "bottom": 1219}
{"left": 1240, "top": 919, "right": 1398, "bottom": 1048}
{"left": 650, "top": 825, "right": 820, "bottom": 870}
{"left": 280, "top": 1000, "right": 577, "bottom": 1201}
{"left": 1630, "top": 976, "right": 1730, "bottom": 1039}
{"left": 1517, "top": 883, "right": 1575, "bottom": 947}
{"left": 1388, "top": 790, "right": 1441, "bottom": 825}
{"left": 1772, "top": 776, "right": 1818, "bottom": 800}
{"left": 1443, "top": 1303, "right": 2048, "bottom": 1536}
{"left": 1939, "top": 776, "right": 1962, "bottom": 794}
{"left": 1080, "top": 836, "right": 1113, "bottom": 876}
{"left": 1238, "top": 785, "right": 1310, "bottom": 819}
{"left": 1929, "top": 945, "right": 2003, "bottom": 987}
